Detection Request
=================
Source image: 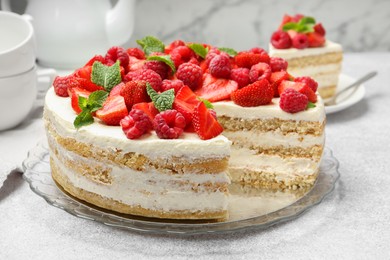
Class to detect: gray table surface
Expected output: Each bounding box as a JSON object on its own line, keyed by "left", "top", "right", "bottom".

{"left": 1, "top": 53, "right": 390, "bottom": 259}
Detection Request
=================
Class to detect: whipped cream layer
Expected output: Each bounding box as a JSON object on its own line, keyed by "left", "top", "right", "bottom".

{"left": 213, "top": 96, "right": 325, "bottom": 122}
{"left": 268, "top": 40, "right": 342, "bottom": 59}
{"left": 288, "top": 64, "right": 341, "bottom": 88}
{"left": 45, "top": 88, "right": 231, "bottom": 161}
{"left": 52, "top": 144, "right": 229, "bottom": 212}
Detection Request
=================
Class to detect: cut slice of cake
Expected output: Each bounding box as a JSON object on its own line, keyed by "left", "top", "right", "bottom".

{"left": 268, "top": 14, "right": 343, "bottom": 98}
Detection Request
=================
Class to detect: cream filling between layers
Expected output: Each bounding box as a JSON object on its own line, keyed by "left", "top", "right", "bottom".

{"left": 51, "top": 145, "right": 229, "bottom": 212}
{"left": 287, "top": 64, "right": 341, "bottom": 88}
{"left": 45, "top": 88, "right": 230, "bottom": 161}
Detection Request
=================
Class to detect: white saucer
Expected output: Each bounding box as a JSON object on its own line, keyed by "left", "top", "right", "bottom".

{"left": 324, "top": 74, "right": 366, "bottom": 114}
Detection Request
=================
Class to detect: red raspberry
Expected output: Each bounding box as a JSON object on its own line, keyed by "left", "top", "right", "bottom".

{"left": 124, "top": 69, "right": 162, "bottom": 92}
{"left": 209, "top": 54, "right": 231, "bottom": 79}
{"left": 120, "top": 109, "right": 153, "bottom": 139}
{"left": 249, "top": 62, "right": 272, "bottom": 83}
{"left": 153, "top": 110, "right": 186, "bottom": 139}
{"left": 279, "top": 88, "right": 308, "bottom": 113}
{"left": 234, "top": 52, "right": 270, "bottom": 68}
{"left": 271, "top": 31, "right": 292, "bottom": 49}
{"left": 249, "top": 47, "right": 267, "bottom": 55}
{"left": 269, "top": 57, "right": 288, "bottom": 72}
{"left": 314, "top": 23, "right": 326, "bottom": 36}
{"left": 187, "top": 57, "right": 200, "bottom": 66}
{"left": 295, "top": 76, "right": 318, "bottom": 92}
{"left": 105, "top": 46, "right": 130, "bottom": 68}
{"left": 176, "top": 63, "right": 203, "bottom": 90}
{"left": 205, "top": 48, "right": 221, "bottom": 66}
{"left": 143, "top": 60, "right": 169, "bottom": 79}
{"left": 230, "top": 68, "right": 250, "bottom": 88}
{"left": 161, "top": 79, "right": 184, "bottom": 93}
{"left": 165, "top": 40, "right": 185, "bottom": 54}
{"left": 170, "top": 46, "right": 195, "bottom": 68}
{"left": 292, "top": 33, "right": 309, "bottom": 49}
{"left": 53, "top": 75, "right": 80, "bottom": 97}
{"left": 127, "top": 48, "right": 145, "bottom": 60}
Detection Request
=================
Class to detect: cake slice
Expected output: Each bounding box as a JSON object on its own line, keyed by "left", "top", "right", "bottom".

{"left": 268, "top": 14, "right": 343, "bottom": 98}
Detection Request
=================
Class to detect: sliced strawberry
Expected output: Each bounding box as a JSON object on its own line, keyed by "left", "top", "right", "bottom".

{"left": 278, "top": 80, "right": 317, "bottom": 102}
{"left": 96, "top": 95, "right": 128, "bottom": 126}
{"left": 231, "top": 79, "right": 273, "bottom": 107}
{"left": 173, "top": 86, "right": 200, "bottom": 125}
{"left": 132, "top": 102, "right": 159, "bottom": 121}
{"left": 109, "top": 82, "right": 125, "bottom": 97}
{"left": 74, "top": 66, "right": 92, "bottom": 80}
{"left": 314, "top": 23, "right": 326, "bottom": 36}
{"left": 307, "top": 32, "right": 325, "bottom": 48}
{"left": 234, "top": 52, "right": 270, "bottom": 68}
{"left": 70, "top": 87, "right": 91, "bottom": 114}
{"left": 75, "top": 77, "right": 104, "bottom": 92}
{"left": 270, "top": 71, "right": 290, "bottom": 97}
{"left": 120, "top": 81, "right": 150, "bottom": 110}
{"left": 194, "top": 73, "right": 238, "bottom": 102}
{"left": 192, "top": 102, "right": 223, "bottom": 140}
{"left": 84, "top": 55, "right": 105, "bottom": 67}
{"left": 278, "top": 14, "right": 293, "bottom": 30}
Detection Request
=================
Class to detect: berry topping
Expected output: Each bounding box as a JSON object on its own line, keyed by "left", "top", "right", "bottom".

{"left": 120, "top": 81, "right": 150, "bottom": 110}
{"left": 105, "top": 46, "right": 130, "bottom": 68}
{"left": 109, "top": 82, "right": 125, "bottom": 97}
{"left": 124, "top": 69, "right": 162, "bottom": 92}
{"left": 161, "top": 79, "right": 185, "bottom": 93}
{"left": 271, "top": 31, "right": 292, "bottom": 49}
{"left": 292, "top": 33, "right": 309, "bottom": 49}
{"left": 270, "top": 71, "right": 290, "bottom": 97}
{"left": 230, "top": 68, "right": 250, "bottom": 88}
{"left": 192, "top": 102, "right": 223, "bottom": 140}
{"left": 70, "top": 87, "right": 91, "bottom": 114}
{"left": 209, "top": 54, "right": 231, "bottom": 79}
{"left": 153, "top": 109, "right": 186, "bottom": 139}
{"left": 132, "top": 102, "right": 159, "bottom": 121}
{"left": 314, "top": 23, "right": 326, "bottom": 36}
{"left": 234, "top": 51, "right": 270, "bottom": 68}
{"left": 176, "top": 63, "right": 203, "bottom": 90}
{"left": 307, "top": 32, "right": 325, "bottom": 48}
{"left": 165, "top": 40, "right": 186, "bottom": 54}
{"left": 126, "top": 48, "right": 145, "bottom": 59}
{"left": 195, "top": 73, "right": 238, "bottom": 102}
{"left": 143, "top": 60, "right": 169, "bottom": 79}
{"left": 278, "top": 80, "right": 317, "bottom": 103}
{"left": 96, "top": 95, "right": 128, "bottom": 126}
{"left": 120, "top": 109, "right": 153, "bottom": 139}
{"left": 269, "top": 57, "right": 288, "bottom": 72}
{"left": 295, "top": 76, "right": 318, "bottom": 92}
{"left": 279, "top": 88, "right": 308, "bottom": 113}
{"left": 170, "top": 46, "right": 195, "bottom": 68}
{"left": 231, "top": 79, "right": 273, "bottom": 107}
{"left": 249, "top": 62, "right": 272, "bottom": 83}
{"left": 84, "top": 55, "right": 106, "bottom": 67}
{"left": 249, "top": 47, "right": 268, "bottom": 55}
{"left": 53, "top": 75, "right": 74, "bottom": 97}
{"left": 173, "top": 86, "right": 200, "bottom": 125}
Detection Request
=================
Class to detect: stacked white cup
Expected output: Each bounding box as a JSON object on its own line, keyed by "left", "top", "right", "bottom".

{"left": 0, "top": 11, "right": 56, "bottom": 131}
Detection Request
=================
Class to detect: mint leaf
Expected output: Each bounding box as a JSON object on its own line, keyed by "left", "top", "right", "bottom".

{"left": 78, "top": 96, "right": 88, "bottom": 111}
{"left": 296, "top": 24, "right": 314, "bottom": 33}
{"left": 218, "top": 47, "right": 238, "bottom": 57}
{"left": 147, "top": 55, "right": 176, "bottom": 72}
{"left": 136, "top": 36, "right": 165, "bottom": 56}
{"left": 299, "top": 17, "right": 316, "bottom": 25}
{"left": 88, "top": 90, "right": 109, "bottom": 112}
{"left": 307, "top": 102, "right": 316, "bottom": 109}
{"left": 74, "top": 110, "right": 94, "bottom": 129}
{"left": 282, "top": 22, "right": 298, "bottom": 31}
{"left": 146, "top": 83, "right": 174, "bottom": 112}
{"left": 188, "top": 43, "right": 208, "bottom": 59}
{"left": 91, "top": 61, "right": 121, "bottom": 92}
{"left": 198, "top": 97, "right": 214, "bottom": 109}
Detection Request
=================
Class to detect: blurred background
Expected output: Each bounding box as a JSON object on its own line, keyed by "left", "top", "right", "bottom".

{"left": 3, "top": 0, "right": 390, "bottom": 52}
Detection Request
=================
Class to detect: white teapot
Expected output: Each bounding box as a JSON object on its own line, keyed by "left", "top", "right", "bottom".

{"left": 1, "top": 0, "right": 135, "bottom": 69}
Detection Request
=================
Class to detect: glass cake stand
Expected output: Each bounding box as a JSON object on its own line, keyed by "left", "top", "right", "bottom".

{"left": 22, "top": 141, "right": 340, "bottom": 235}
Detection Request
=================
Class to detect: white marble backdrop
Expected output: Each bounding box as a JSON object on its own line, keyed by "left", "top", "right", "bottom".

{"left": 4, "top": 0, "right": 390, "bottom": 52}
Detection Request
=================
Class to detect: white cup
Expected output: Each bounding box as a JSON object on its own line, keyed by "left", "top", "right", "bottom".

{"left": 0, "top": 66, "right": 56, "bottom": 131}
{"left": 0, "top": 11, "right": 36, "bottom": 77}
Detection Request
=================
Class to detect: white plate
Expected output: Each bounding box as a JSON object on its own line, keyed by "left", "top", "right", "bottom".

{"left": 324, "top": 74, "right": 366, "bottom": 114}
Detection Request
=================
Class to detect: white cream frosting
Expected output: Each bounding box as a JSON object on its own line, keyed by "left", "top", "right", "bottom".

{"left": 268, "top": 40, "right": 343, "bottom": 59}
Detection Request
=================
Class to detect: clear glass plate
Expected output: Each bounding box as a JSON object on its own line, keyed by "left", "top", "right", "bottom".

{"left": 22, "top": 141, "right": 340, "bottom": 235}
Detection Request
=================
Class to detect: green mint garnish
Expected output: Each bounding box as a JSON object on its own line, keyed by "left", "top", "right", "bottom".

{"left": 147, "top": 55, "right": 176, "bottom": 73}
{"left": 91, "top": 61, "right": 121, "bottom": 92}
{"left": 136, "top": 36, "right": 165, "bottom": 56}
{"left": 73, "top": 90, "right": 108, "bottom": 129}
{"left": 282, "top": 16, "right": 316, "bottom": 33}
{"left": 146, "top": 83, "right": 174, "bottom": 112}
{"left": 198, "top": 97, "right": 214, "bottom": 109}
{"left": 218, "top": 47, "right": 238, "bottom": 57}
{"left": 307, "top": 102, "right": 316, "bottom": 109}
{"left": 188, "top": 43, "right": 208, "bottom": 59}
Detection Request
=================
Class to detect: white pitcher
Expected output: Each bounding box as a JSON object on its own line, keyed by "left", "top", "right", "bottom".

{"left": 1, "top": 0, "right": 135, "bottom": 69}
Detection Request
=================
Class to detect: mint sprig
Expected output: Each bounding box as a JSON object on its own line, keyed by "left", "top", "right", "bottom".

{"left": 307, "top": 102, "right": 316, "bottom": 109}
{"left": 146, "top": 83, "right": 174, "bottom": 112}
{"left": 188, "top": 43, "right": 208, "bottom": 59}
{"left": 91, "top": 61, "right": 121, "bottom": 92}
{"left": 73, "top": 90, "right": 108, "bottom": 129}
{"left": 282, "top": 16, "right": 316, "bottom": 33}
{"left": 147, "top": 55, "right": 176, "bottom": 73}
{"left": 136, "top": 36, "right": 165, "bottom": 56}
{"left": 218, "top": 47, "right": 238, "bottom": 57}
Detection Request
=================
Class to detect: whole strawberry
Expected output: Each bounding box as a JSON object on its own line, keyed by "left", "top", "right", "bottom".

{"left": 120, "top": 81, "right": 150, "bottom": 110}
{"left": 279, "top": 88, "right": 308, "bottom": 113}
{"left": 231, "top": 79, "right": 273, "bottom": 107}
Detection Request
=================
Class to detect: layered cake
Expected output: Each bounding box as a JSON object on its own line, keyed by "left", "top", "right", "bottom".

{"left": 44, "top": 36, "right": 325, "bottom": 221}
{"left": 269, "top": 14, "right": 343, "bottom": 98}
